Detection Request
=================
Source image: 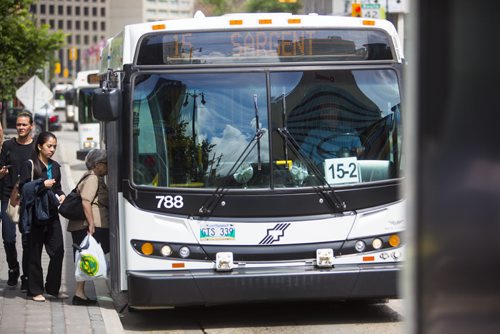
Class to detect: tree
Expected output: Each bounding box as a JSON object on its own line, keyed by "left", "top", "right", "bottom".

{"left": 246, "top": 0, "right": 302, "bottom": 13}
{"left": 0, "top": 0, "right": 65, "bottom": 101}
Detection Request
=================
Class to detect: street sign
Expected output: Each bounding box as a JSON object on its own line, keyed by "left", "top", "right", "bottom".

{"left": 15, "top": 75, "right": 53, "bottom": 113}
{"left": 388, "top": 0, "right": 409, "bottom": 14}
{"left": 362, "top": 3, "right": 386, "bottom": 19}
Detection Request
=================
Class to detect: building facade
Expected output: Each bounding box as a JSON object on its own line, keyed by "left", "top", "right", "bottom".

{"left": 30, "top": 0, "right": 194, "bottom": 84}
{"left": 300, "top": 0, "right": 347, "bottom": 15}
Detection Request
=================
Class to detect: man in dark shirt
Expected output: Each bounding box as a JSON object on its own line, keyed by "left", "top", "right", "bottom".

{"left": 0, "top": 111, "right": 34, "bottom": 288}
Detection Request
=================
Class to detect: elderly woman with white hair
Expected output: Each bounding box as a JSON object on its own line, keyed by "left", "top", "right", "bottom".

{"left": 67, "top": 148, "right": 109, "bottom": 306}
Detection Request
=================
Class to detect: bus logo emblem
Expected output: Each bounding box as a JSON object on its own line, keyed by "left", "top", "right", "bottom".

{"left": 259, "top": 223, "right": 290, "bottom": 245}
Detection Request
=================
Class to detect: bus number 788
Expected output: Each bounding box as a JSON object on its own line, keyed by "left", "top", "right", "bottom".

{"left": 156, "top": 195, "right": 184, "bottom": 209}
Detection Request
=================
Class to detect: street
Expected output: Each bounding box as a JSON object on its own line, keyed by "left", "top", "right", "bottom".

{"left": 54, "top": 116, "right": 405, "bottom": 333}
{"left": 119, "top": 300, "right": 404, "bottom": 333}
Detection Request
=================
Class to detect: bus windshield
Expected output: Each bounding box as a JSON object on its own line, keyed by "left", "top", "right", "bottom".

{"left": 132, "top": 68, "right": 402, "bottom": 188}
{"left": 78, "top": 88, "right": 97, "bottom": 124}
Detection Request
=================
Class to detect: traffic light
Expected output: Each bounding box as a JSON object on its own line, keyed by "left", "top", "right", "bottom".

{"left": 54, "top": 62, "right": 61, "bottom": 75}
{"left": 68, "top": 47, "right": 78, "bottom": 61}
{"left": 352, "top": 3, "right": 362, "bottom": 17}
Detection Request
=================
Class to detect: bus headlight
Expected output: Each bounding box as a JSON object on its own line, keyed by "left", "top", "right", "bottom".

{"left": 160, "top": 245, "right": 172, "bottom": 257}
{"left": 83, "top": 140, "right": 97, "bottom": 149}
{"left": 179, "top": 246, "right": 191, "bottom": 258}
{"left": 372, "top": 238, "right": 383, "bottom": 250}
{"left": 354, "top": 240, "right": 366, "bottom": 253}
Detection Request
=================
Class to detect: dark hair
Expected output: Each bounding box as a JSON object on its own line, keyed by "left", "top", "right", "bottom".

{"left": 32, "top": 131, "right": 57, "bottom": 178}
{"left": 17, "top": 111, "right": 34, "bottom": 125}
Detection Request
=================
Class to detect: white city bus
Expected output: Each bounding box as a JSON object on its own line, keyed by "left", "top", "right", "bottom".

{"left": 69, "top": 70, "right": 101, "bottom": 160}
{"left": 93, "top": 12, "right": 405, "bottom": 309}
{"left": 53, "top": 83, "right": 72, "bottom": 112}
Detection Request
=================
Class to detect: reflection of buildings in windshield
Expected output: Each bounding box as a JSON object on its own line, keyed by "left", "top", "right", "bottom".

{"left": 282, "top": 70, "right": 393, "bottom": 165}
{"left": 133, "top": 77, "right": 214, "bottom": 186}
{"left": 134, "top": 74, "right": 272, "bottom": 188}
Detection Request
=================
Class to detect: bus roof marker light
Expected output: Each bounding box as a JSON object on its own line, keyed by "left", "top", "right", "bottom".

{"left": 362, "top": 20, "right": 375, "bottom": 26}
{"left": 216, "top": 252, "right": 234, "bottom": 271}
{"left": 316, "top": 248, "right": 334, "bottom": 268}
{"left": 288, "top": 18, "right": 301, "bottom": 24}
{"left": 141, "top": 242, "right": 154, "bottom": 256}
{"left": 259, "top": 19, "right": 272, "bottom": 25}
{"left": 229, "top": 19, "right": 243, "bottom": 25}
{"left": 152, "top": 24, "right": 166, "bottom": 31}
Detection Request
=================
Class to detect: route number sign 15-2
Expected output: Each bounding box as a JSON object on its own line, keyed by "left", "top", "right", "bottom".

{"left": 324, "top": 157, "right": 360, "bottom": 185}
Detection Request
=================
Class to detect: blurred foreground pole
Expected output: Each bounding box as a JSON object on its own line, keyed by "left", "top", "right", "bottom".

{"left": 412, "top": 0, "right": 500, "bottom": 333}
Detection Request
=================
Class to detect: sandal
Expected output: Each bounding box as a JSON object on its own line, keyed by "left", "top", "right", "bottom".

{"left": 32, "top": 294, "right": 46, "bottom": 302}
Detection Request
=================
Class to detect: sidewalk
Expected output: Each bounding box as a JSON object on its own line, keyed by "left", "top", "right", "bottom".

{"left": 0, "top": 139, "right": 123, "bottom": 333}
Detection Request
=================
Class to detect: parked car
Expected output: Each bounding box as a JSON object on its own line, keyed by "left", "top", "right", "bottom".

{"left": 3, "top": 106, "right": 62, "bottom": 137}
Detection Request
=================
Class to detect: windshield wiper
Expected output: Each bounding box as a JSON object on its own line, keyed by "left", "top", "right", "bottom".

{"left": 276, "top": 127, "right": 347, "bottom": 211}
{"left": 253, "top": 94, "right": 262, "bottom": 171}
{"left": 197, "top": 128, "right": 266, "bottom": 218}
{"left": 281, "top": 92, "right": 289, "bottom": 168}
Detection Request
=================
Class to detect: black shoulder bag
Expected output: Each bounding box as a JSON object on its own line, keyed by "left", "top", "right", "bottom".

{"left": 59, "top": 174, "right": 92, "bottom": 220}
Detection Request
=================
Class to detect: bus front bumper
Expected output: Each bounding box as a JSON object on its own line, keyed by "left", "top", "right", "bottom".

{"left": 127, "top": 263, "right": 400, "bottom": 308}
{"left": 77, "top": 149, "right": 91, "bottom": 161}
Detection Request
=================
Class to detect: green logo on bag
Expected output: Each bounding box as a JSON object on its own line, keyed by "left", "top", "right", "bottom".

{"left": 80, "top": 254, "right": 99, "bottom": 276}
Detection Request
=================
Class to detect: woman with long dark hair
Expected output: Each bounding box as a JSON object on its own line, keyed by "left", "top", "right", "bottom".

{"left": 19, "top": 131, "right": 66, "bottom": 302}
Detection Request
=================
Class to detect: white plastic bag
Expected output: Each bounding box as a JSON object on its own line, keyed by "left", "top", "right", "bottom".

{"left": 74, "top": 235, "right": 108, "bottom": 281}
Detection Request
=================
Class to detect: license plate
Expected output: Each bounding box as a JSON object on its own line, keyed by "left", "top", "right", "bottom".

{"left": 200, "top": 223, "right": 235, "bottom": 241}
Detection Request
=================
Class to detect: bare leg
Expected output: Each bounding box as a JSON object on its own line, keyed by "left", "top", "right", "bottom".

{"left": 75, "top": 281, "right": 87, "bottom": 299}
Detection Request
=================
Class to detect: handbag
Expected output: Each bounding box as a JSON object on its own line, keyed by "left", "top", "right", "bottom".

{"left": 74, "top": 234, "right": 107, "bottom": 281}
{"left": 59, "top": 174, "right": 92, "bottom": 220}
{"left": 6, "top": 184, "right": 20, "bottom": 223}
{"left": 6, "top": 159, "right": 33, "bottom": 224}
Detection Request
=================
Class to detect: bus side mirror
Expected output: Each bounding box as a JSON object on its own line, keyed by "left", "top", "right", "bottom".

{"left": 92, "top": 88, "right": 121, "bottom": 121}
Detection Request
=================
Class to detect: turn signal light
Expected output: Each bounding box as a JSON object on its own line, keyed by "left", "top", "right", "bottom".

{"left": 388, "top": 234, "right": 401, "bottom": 247}
{"left": 141, "top": 242, "right": 154, "bottom": 255}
